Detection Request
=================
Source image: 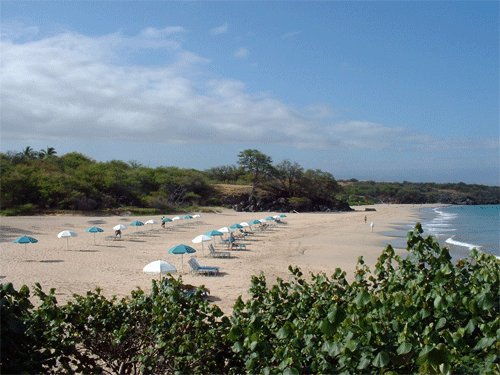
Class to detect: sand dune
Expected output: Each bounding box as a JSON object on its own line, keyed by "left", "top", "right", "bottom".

{"left": 1, "top": 204, "right": 425, "bottom": 315}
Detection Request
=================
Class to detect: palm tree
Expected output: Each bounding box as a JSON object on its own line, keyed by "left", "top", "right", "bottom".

{"left": 18, "top": 146, "right": 36, "bottom": 160}
{"left": 39, "top": 147, "right": 57, "bottom": 159}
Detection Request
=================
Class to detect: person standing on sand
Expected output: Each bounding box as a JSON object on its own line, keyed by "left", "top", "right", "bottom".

{"left": 161, "top": 216, "right": 165, "bottom": 228}
{"left": 370, "top": 222, "right": 374, "bottom": 232}
{"left": 364, "top": 215, "right": 367, "bottom": 223}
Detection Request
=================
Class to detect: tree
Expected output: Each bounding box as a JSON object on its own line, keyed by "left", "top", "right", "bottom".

{"left": 271, "top": 159, "right": 304, "bottom": 197}
{"left": 18, "top": 146, "right": 36, "bottom": 160}
{"left": 39, "top": 147, "right": 57, "bottom": 159}
{"left": 237, "top": 149, "right": 273, "bottom": 198}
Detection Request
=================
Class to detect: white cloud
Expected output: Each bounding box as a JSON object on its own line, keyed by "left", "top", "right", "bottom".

{"left": 210, "top": 23, "right": 228, "bottom": 35}
{"left": 1, "top": 23, "right": 495, "bottom": 156}
{"left": 233, "top": 47, "right": 249, "bottom": 58}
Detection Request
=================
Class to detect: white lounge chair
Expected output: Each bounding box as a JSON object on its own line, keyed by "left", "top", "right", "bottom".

{"left": 208, "top": 244, "right": 230, "bottom": 258}
{"left": 188, "top": 257, "right": 219, "bottom": 276}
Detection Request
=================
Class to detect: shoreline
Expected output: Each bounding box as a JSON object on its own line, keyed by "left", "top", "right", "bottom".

{"left": 1, "top": 204, "right": 438, "bottom": 315}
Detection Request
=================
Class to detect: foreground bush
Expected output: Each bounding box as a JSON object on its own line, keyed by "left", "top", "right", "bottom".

{"left": 228, "top": 224, "right": 499, "bottom": 374}
{"left": 1, "top": 224, "right": 499, "bottom": 374}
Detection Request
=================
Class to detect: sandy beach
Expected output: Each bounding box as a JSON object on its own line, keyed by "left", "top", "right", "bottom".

{"left": 1, "top": 204, "right": 425, "bottom": 315}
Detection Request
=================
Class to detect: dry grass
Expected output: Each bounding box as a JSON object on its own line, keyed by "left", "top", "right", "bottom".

{"left": 213, "top": 184, "right": 253, "bottom": 195}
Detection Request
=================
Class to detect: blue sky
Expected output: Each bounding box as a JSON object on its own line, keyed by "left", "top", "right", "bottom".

{"left": 1, "top": 1, "right": 498, "bottom": 184}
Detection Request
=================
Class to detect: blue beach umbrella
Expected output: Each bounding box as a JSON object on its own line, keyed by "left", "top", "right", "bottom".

{"left": 230, "top": 223, "right": 243, "bottom": 229}
{"left": 266, "top": 216, "right": 276, "bottom": 221}
{"left": 131, "top": 221, "right": 144, "bottom": 232}
{"left": 249, "top": 219, "right": 261, "bottom": 229}
{"left": 86, "top": 227, "right": 103, "bottom": 245}
{"left": 168, "top": 244, "right": 196, "bottom": 273}
{"left": 161, "top": 218, "right": 172, "bottom": 222}
{"left": 183, "top": 215, "right": 193, "bottom": 219}
{"left": 206, "top": 230, "right": 223, "bottom": 246}
{"left": 279, "top": 214, "right": 287, "bottom": 218}
{"left": 14, "top": 235, "right": 38, "bottom": 251}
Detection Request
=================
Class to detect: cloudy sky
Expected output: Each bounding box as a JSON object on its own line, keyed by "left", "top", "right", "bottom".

{"left": 1, "top": 1, "right": 498, "bottom": 184}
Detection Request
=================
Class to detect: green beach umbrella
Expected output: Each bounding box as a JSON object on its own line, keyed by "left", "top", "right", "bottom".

{"left": 86, "top": 227, "right": 103, "bottom": 245}
{"left": 168, "top": 244, "right": 196, "bottom": 273}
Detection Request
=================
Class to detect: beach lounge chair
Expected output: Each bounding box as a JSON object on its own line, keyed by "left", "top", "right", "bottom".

{"left": 188, "top": 257, "right": 220, "bottom": 276}
{"left": 230, "top": 243, "right": 246, "bottom": 250}
{"left": 208, "top": 244, "right": 230, "bottom": 258}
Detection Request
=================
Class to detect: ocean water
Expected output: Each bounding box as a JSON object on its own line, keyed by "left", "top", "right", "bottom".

{"left": 381, "top": 205, "right": 500, "bottom": 262}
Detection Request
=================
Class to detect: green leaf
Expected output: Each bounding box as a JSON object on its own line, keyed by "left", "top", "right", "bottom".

{"left": 473, "top": 337, "right": 496, "bottom": 350}
{"left": 283, "top": 367, "right": 300, "bottom": 375}
{"left": 397, "top": 342, "right": 412, "bottom": 355}
{"left": 436, "top": 317, "right": 447, "bottom": 330}
{"left": 372, "top": 352, "right": 390, "bottom": 367}
{"left": 276, "top": 324, "right": 291, "bottom": 339}
{"left": 475, "top": 291, "right": 495, "bottom": 310}
{"left": 357, "top": 355, "right": 372, "bottom": 370}
{"left": 319, "top": 319, "right": 335, "bottom": 336}
{"left": 354, "top": 290, "right": 371, "bottom": 307}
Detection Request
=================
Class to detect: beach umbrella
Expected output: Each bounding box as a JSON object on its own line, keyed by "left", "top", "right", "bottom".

{"left": 230, "top": 223, "right": 244, "bottom": 229}
{"left": 145, "top": 220, "right": 158, "bottom": 225}
{"left": 266, "top": 216, "right": 276, "bottom": 221}
{"left": 172, "top": 216, "right": 181, "bottom": 221}
{"left": 143, "top": 260, "right": 177, "bottom": 282}
{"left": 168, "top": 244, "right": 196, "bottom": 273}
{"left": 86, "top": 227, "right": 103, "bottom": 245}
{"left": 113, "top": 224, "right": 128, "bottom": 231}
{"left": 218, "top": 227, "right": 234, "bottom": 233}
{"left": 131, "top": 221, "right": 144, "bottom": 231}
{"left": 205, "top": 230, "right": 223, "bottom": 246}
{"left": 161, "top": 218, "right": 172, "bottom": 223}
{"left": 58, "top": 230, "right": 78, "bottom": 250}
{"left": 192, "top": 214, "right": 201, "bottom": 218}
{"left": 183, "top": 215, "right": 193, "bottom": 219}
{"left": 192, "top": 234, "right": 212, "bottom": 256}
{"left": 279, "top": 214, "right": 287, "bottom": 217}
{"left": 240, "top": 222, "right": 250, "bottom": 227}
{"left": 249, "top": 219, "right": 261, "bottom": 229}
{"left": 14, "top": 235, "right": 38, "bottom": 252}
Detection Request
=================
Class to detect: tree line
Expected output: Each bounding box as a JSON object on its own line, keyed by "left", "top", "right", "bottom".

{"left": 2, "top": 225, "right": 499, "bottom": 374}
{"left": 339, "top": 179, "right": 499, "bottom": 205}
{"left": 0, "top": 148, "right": 344, "bottom": 215}
{"left": 1, "top": 147, "right": 498, "bottom": 215}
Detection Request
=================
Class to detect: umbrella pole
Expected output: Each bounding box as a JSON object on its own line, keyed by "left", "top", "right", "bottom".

{"left": 94, "top": 233, "right": 96, "bottom": 245}
{"left": 66, "top": 237, "right": 69, "bottom": 250}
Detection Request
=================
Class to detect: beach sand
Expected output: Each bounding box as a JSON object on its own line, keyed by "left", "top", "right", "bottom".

{"left": 1, "top": 204, "right": 424, "bottom": 315}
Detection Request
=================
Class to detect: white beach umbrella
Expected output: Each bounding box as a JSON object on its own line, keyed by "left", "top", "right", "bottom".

{"left": 218, "top": 226, "right": 234, "bottom": 233}
{"left": 172, "top": 216, "right": 181, "bottom": 221}
{"left": 143, "top": 260, "right": 177, "bottom": 282}
{"left": 145, "top": 219, "right": 158, "bottom": 225}
{"left": 192, "top": 214, "right": 201, "bottom": 218}
{"left": 192, "top": 234, "right": 212, "bottom": 256}
{"left": 240, "top": 222, "right": 250, "bottom": 227}
{"left": 58, "top": 230, "right": 78, "bottom": 250}
{"left": 113, "top": 224, "right": 128, "bottom": 231}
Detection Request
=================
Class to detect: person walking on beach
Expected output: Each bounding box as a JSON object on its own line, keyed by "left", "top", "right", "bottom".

{"left": 370, "top": 222, "right": 374, "bottom": 232}
{"left": 161, "top": 216, "right": 165, "bottom": 228}
{"left": 364, "top": 215, "right": 367, "bottom": 223}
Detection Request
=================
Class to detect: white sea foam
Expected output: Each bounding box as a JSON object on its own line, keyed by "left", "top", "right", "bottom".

{"left": 445, "top": 236, "right": 481, "bottom": 251}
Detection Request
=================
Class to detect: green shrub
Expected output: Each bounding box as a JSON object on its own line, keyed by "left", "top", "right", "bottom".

{"left": 228, "top": 224, "right": 500, "bottom": 374}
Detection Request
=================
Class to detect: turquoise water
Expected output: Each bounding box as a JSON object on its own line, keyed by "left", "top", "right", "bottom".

{"left": 381, "top": 205, "right": 500, "bottom": 262}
